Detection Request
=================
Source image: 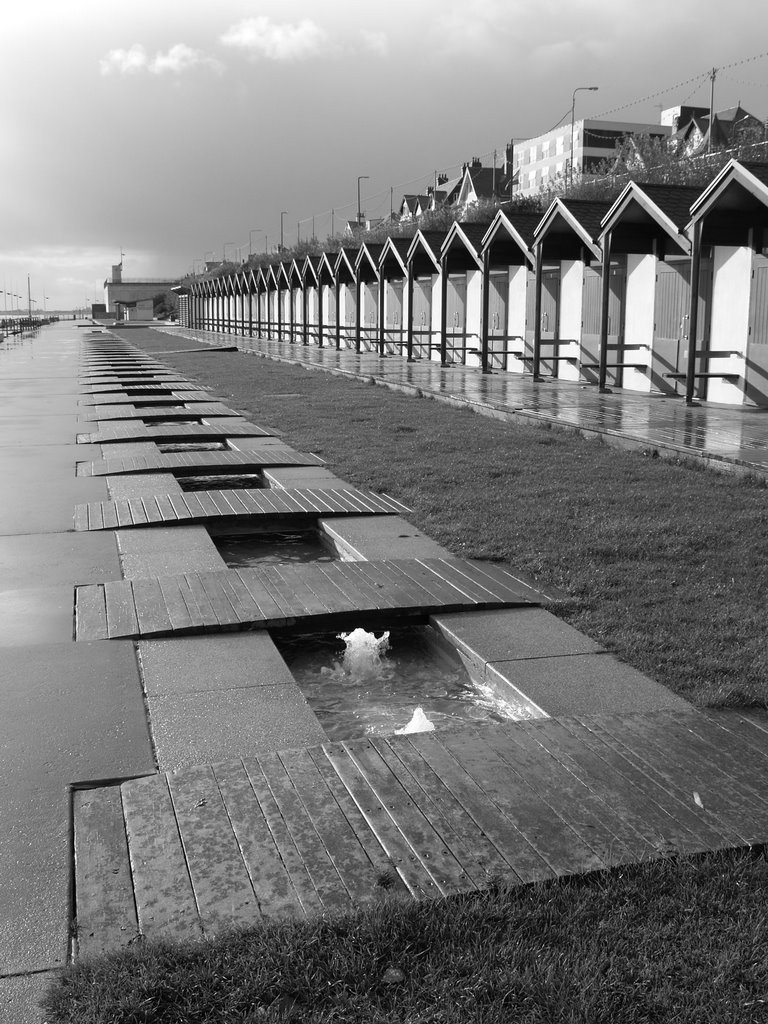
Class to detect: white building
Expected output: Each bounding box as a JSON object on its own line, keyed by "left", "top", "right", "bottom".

{"left": 513, "top": 119, "right": 671, "bottom": 197}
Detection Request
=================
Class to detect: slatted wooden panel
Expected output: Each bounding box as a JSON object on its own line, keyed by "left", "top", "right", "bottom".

{"left": 77, "top": 421, "right": 275, "bottom": 444}
{"left": 75, "top": 558, "right": 539, "bottom": 640}
{"left": 80, "top": 390, "right": 210, "bottom": 405}
{"left": 82, "top": 402, "right": 237, "bottom": 422}
{"left": 74, "top": 709, "right": 768, "bottom": 950}
{"left": 77, "top": 447, "right": 325, "bottom": 477}
{"left": 74, "top": 486, "right": 411, "bottom": 532}
{"left": 84, "top": 385, "right": 206, "bottom": 397}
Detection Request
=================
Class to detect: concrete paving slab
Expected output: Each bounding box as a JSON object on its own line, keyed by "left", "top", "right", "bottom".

{"left": 0, "top": 641, "right": 153, "bottom": 974}
{"left": 0, "top": 416, "right": 80, "bottom": 447}
{"left": 0, "top": 970, "right": 58, "bottom": 1023}
{"left": 107, "top": 473, "right": 183, "bottom": 497}
{"left": 228, "top": 437, "right": 295, "bottom": 450}
{"left": 0, "top": 585, "right": 73, "bottom": 646}
{"left": 117, "top": 525, "right": 226, "bottom": 578}
{"left": 264, "top": 467, "right": 350, "bottom": 490}
{"left": 0, "top": 395, "right": 81, "bottom": 415}
{"left": 487, "top": 653, "right": 691, "bottom": 715}
{"left": 431, "top": 608, "right": 605, "bottom": 674}
{"left": 0, "top": 532, "right": 119, "bottom": 591}
{"left": 0, "top": 444, "right": 100, "bottom": 484}
{"left": 149, "top": 684, "right": 328, "bottom": 770}
{"left": 138, "top": 633, "right": 295, "bottom": 695}
{"left": 320, "top": 515, "right": 454, "bottom": 561}
{"left": 0, "top": 478, "right": 108, "bottom": 535}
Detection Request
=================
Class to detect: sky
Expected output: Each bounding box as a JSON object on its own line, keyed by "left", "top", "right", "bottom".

{"left": 1, "top": 0, "right": 768, "bottom": 310}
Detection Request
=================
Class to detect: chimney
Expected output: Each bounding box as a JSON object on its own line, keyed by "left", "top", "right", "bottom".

{"left": 472, "top": 156, "right": 482, "bottom": 168}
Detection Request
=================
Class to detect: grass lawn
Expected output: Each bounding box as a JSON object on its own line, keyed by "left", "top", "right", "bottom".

{"left": 124, "top": 336, "right": 767, "bottom": 709}
{"left": 45, "top": 850, "right": 768, "bottom": 1023}
{"left": 44, "top": 333, "right": 767, "bottom": 1023}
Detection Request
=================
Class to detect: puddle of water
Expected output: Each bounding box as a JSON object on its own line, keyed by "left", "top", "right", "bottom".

{"left": 157, "top": 441, "right": 228, "bottom": 452}
{"left": 215, "top": 531, "right": 334, "bottom": 567}
{"left": 179, "top": 473, "right": 265, "bottom": 491}
{"left": 275, "top": 625, "right": 525, "bottom": 741}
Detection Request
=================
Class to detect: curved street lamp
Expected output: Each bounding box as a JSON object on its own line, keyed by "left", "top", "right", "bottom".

{"left": 570, "top": 86, "right": 599, "bottom": 188}
{"left": 280, "top": 212, "right": 288, "bottom": 251}
{"left": 357, "top": 175, "right": 369, "bottom": 225}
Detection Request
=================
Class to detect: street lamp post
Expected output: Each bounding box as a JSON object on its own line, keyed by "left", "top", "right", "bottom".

{"left": 280, "top": 212, "right": 287, "bottom": 252}
{"left": 249, "top": 228, "right": 262, "bottom": 256}
{"left": 569, "top": 86, "right": 599, "bottom": 188}
{"left": 357, "top": 175, "right": 369, "bottom": 226}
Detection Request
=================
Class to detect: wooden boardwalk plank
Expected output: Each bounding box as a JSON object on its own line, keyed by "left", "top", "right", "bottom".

{"left": 279, "top": 747, "right": 391, "bottom": 906}
{"left": 182, "top": 573, "right": 220, "bottom": 629}
{"left": 370, "top": 737, "right": 503, "bottom": 887}
{"left": 157, "top": 576, "right": 195, "bottom": 633}
{"left": 121, "top": 774, "right": 202, "bottom": 941}
{"left": 257, "top": 751, "right": 354, "bottom": 914}
{"left": 343, "top": 739, "right": 477, "bottom": 895}
{"left": 403, "top": 732, "right": 551, "bottom": 884}
{"left": 212, "top": 760, "right": 305, "bottom": 920}
{"left": 234, "top": 570, "right": 292, "bottom": 625}
{"left": 493, "top": 721, "right": 656, "bottom": 865}
{"left": 81, "top": 448, "right": 323, "bottom": 477}
{"left": 75, "top": 559, "right": 542, "bottom": 639}
{"left": 242, "top": 757, "right": 326, "bottom": 917}
{"left": 330, "top": 561, "right": 401, "bottom": 612}
{"left": 585, "top": 714, "right": 768, "bottom": 844}
{"left": 388, "top": 559, "right": 482, "bottom": 608}
{"left": 104, "top": 580, "right": 139, "bottom": 638}
{"left": 527, "top": 719, "right": 739, "bottom": 852}
{"left": 132, "top": 578, "right": 174, "bottom": 637}
{"left": 433, "top": 559, "right": 540, "bottom": 604}
{"left": 306, "top": 747, "right": 407, "bottom": 895}
{"left": 167, "top": 765, "right": 262, "bottom": 936}
{"left": 76, "top": 584, "right": 108, "bottom": 641}
{"left": 687, "top": 712, "right": 768, "bottom": 767}
{"left": 74, "top": 786, "right": 139, "bottom": 957}
{"left": 322, "top": 741, "right": 443, "bottom": 899}
{"left": 437, "top": 728, "right": 605, "bottom": 876}
{"left": 196, "top": 571, "right": 241, "bottom": 626}
{"left": 696, "top": 712, "right": 768, "bottom": 766}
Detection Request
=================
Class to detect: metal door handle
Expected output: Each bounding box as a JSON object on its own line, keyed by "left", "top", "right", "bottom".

{"left": 542, "top": 312, "right": 548, "bottom": 330}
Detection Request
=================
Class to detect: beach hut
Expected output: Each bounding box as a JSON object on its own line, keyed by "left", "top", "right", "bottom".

{"left": 531, "top": 198, "right": 612, "bottom": 381}
{"left": 377, "top": 237, "right": 411, "bottom": 356}
{"left": 597, "top": 182, "right": 702, "bottom": 393}
{"left": 334, "top": 247, "right": 359, "bottom": 349}
{"left": 686, "top": 159, "right": 768, "bottom": 405}
{"left": 406, "top": 230, "right": 447, "bottom": 360}
{"left": 355, "top": 243, "right": 384, "bottom": 351}
{"left": 479, "top": 209, "right": 539, "bottom": 372}
{"left": 438, "top": 222, "right": 487, "bottom": 367}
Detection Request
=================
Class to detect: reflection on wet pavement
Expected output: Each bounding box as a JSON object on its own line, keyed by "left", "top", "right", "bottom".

{"left": 167, "top": 329, "right": 768, "bottom": 475}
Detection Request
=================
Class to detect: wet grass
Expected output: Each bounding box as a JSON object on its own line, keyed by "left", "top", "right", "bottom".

{"left": 45, "top": 849, "right": 768, "bottom": 1023}
{"left": 126, "top": 338, "right": 767, "bottom": 709}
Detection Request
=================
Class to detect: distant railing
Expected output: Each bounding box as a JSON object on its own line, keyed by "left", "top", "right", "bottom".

{"left": 0, "top": 316, "right": 59, "bottom": 339}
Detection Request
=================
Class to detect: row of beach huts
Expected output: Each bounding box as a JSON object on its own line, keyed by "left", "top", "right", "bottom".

{"left": 178, "top": 159, "right": 768, "bottom": 407}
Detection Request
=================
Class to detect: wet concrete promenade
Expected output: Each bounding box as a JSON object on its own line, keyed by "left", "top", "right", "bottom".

{"left": 0, "top": 323, "right": 156, "bottom": 1022}
{"left": 169, "top": 328, "right": 768, "bottom": 477}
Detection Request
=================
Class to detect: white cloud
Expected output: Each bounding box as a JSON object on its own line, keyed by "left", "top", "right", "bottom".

{"left": 220, "top": 17, "right": 328, "bottom": 61}
{"left": 99, "top": 44, "right": 149, "bottom": 75}
{"left": 149, "top": 43, "right": 223, "bottom": 75}
{"left": 99, "top": 42, "right": 223, "bottom": 76}
{"left": 361, "top": 30, "right": 389, "bottom": 57}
